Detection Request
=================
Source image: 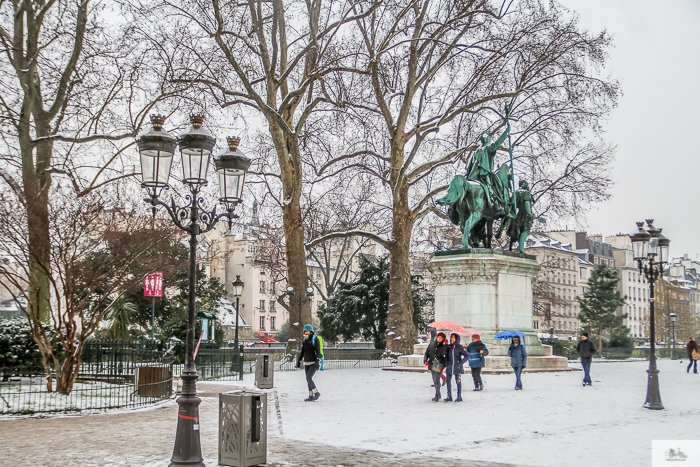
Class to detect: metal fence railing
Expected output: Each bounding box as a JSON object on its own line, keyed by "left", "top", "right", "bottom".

{"left": 0, "top": 339, "right": 175, "bottom": 416}
{"left": 552, "top": 346, "right": 677, "bottom": 361}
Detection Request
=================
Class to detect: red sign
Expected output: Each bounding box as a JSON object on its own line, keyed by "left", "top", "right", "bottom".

{"left": 144, "top": 272, "right": 163, "bottom": 297}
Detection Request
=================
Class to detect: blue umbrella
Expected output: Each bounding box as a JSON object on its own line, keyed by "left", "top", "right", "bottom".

{"left": 494, "top": 330, "right": 526, "bottom": 340}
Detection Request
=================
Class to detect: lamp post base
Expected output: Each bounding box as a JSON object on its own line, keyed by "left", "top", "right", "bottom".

{"left": 169, "top": 371, "right": 205, "bottom": 466}
{"left": 644, "top": 367, "right": 664, "bottom": 411}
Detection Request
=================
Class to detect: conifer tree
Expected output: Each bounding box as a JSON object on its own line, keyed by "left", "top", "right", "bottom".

{"left": 577, "top": 264, "right": 627, "bottom": 353}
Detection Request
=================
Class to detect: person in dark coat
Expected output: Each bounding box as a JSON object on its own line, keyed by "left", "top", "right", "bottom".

{"left": 576, "top": 332, "right": 596, "bottom": 386}
{"left": 424, "top": 327, "right": 446, "bottom": 387}
{"left": 466, "top": 334, "right": 488, "bottom": 391}
{"left": 507, "top": 336, "right": 527, "bottom": 390}
{"left": 424, "top": 332, "right": 448, "bottom": 401}
{"left": 444, "top": 333, "right": 469, "bottom": 402}
{"left": 687, "top": 337, "right": 699, "bottom": 374}
{"left": 296, "top": 324, "right": 322, "bottom": 401}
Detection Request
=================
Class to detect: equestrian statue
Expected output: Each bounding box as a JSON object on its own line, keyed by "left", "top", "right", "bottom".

{"left": 437, "top": 104, "right": 538, "bottom": 254}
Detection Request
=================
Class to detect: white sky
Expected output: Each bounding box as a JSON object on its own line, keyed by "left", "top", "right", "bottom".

{"left": 557, "top": 0, "right": 700, "bottom": 260}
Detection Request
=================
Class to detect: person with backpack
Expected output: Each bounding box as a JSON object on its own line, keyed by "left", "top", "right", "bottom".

{"left": 424, "top": 332, "right": 448, "bottom": 401}
{"left": 576, "top": 332, "right": 596, "bottom": 386}
{"left": 296, "top": 324, "right": 322, "bottom": 401}
{"left": 507, "top": 336, "right": 527, "bottom": 390}
{"left": 467, "top": 334, "right": 488, "bottom": 391}
{"left": 686, "top": 337, "right": 699, "bottom": 374}
{"left": 444, "top": 333, "right": 468, "bottom": 402}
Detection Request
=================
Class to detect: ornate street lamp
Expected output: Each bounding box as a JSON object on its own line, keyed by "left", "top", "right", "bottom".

{"left": 232, "top": 275, "right": 244, "bottom": 350}
{"left": 670, "top": 312, "right": 677, "bottom": 360}
{"left": 137, "top": 115, "right": 250, "bottom": 467}
{"left": 630, "top": 219, "right": 671, "bottom": 411}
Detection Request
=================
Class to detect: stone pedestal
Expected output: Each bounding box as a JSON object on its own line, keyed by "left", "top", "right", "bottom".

{"left": 388, "top": 250, "right": 571, "bottom": 373}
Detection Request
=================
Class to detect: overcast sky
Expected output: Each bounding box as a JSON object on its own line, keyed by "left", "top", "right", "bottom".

{"left": 555, "top": 0, "right": 700, "bottom": 260}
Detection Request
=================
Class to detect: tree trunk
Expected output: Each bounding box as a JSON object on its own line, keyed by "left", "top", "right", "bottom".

{"left": 269, "top": 125, "right": 311, "bottom": 352}
{"left": 386, "top": 183, "right": 417, "bottom": 355}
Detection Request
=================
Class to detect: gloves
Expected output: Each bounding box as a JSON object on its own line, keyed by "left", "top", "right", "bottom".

{"left": 296, "top": 360, "right": 301, "bottom": 369}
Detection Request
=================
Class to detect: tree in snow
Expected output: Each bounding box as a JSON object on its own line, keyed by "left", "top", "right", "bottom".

{"left": 577, "top": 264, "right": 627, "bottom": 353}
{"left": 318, "top": 256, "right": 429, "bottom": 349}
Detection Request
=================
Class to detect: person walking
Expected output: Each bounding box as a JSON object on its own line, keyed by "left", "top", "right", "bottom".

{"left": 467, "top": 334, "right": 488, "bottom": 391}
{"left": 444, "top": 333, "right": 469, "bottom": 402}
{"left": 577, "top": 332, "right": 596, "bottom": 386}
{"left": 424, "top": 332, "right": 448, "bottom": 401}
{"left": 508, "top": 336, "right": 527, "bottom": 390}
{"left": 687, "top": 337, "right": 699, "bottom": 374}
{"left": 296, "top": 324, "right": 322, "bottom": 401}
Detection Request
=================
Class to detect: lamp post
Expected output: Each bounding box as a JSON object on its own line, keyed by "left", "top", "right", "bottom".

{"left": 232, "top": 275, "right": 244, "bottom": 349}
{"left": 285, "top": 286, "right": 315, "bottom": 343}
{"left": 630, "top": 219, "right": 670, "bottom": 411}
{"left": 137, "top": 115, "right": 251, "bottom": 466}
{"left": 670, "top": 312, "right": 677, "bottom": 360}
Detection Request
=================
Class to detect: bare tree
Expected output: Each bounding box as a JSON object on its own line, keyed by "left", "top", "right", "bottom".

{"left": 0, "top": 186, "right": 179, "bottom": 394}
{"left": 0, "top": 0, "right": 186, "bottom": 324}
{"left": 307, "top": 0, "right": 619, "bottom": 353}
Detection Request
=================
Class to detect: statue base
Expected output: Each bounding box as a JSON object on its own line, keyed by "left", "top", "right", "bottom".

{"left": 387, "top": 250, "right": 570, "bottom": 373}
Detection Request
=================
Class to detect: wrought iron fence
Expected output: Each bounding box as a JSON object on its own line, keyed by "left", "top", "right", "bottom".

{"left": 552, "top": 346, "right": 676, "bottom": 361}
{"left": 0, "top": 339, "right": 175, "bottom": 416}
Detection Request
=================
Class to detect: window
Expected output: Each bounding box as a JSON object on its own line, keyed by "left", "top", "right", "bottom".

{"left": 259, "top": 281, "right": 265, "bottom": 292}
{"left": 580, "top": 268, "right": 587, "bottom": 280}
{"left": 316, "top": 269, "right": 321, "bottom": 278}
{"left": 259, "top": 316, "right": 265, "bottom": 330}
{"left": 270, "top": 316, "right": 276, "bottom": 330}
{"left": 269, "top": 300, "right": 275, "bottom": 312}
{"left": 318, "top": 301, "right": 323, "bottom": 310}
{"left": 260, "top": 267, "right": 266, "bottom": 275}
{"left": 259, "top": 300, "right": 265, "bottom": 311}
{"left": 534, "top": 321, "right": 539, "bottom": 329}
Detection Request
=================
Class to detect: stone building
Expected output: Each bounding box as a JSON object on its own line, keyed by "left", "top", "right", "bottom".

{"left": 525, "top": 233, "right": 581, "bottom": 338}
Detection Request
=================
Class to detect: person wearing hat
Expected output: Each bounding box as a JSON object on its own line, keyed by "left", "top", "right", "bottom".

{"left": 576, "top": 332, "right": 596, "bottom": 386}
{"left": 296, "top": 324, "right": 322, "bottom": 401}
{"left": 507, "top": 336, "right": 527, "bottom": 390}
{"left": 467, "top": 334, "right": 488, "bottom": 391}
{"left": 686, "top": 337, "right": 699, "bottom": 374}
{"left": 424, "top": 331, "right": 448, "bottom": 401}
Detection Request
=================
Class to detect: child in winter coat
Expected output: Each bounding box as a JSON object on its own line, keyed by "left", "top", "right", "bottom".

{"left": 507, "top": 336, "right": 527, "bottom": 390}
{"left": 467, "top": 334, "right": 488, "bottom": 391}
{"left": 424, "top": 332, "right": 448, "bottom": 401}
{"left": 444, "top": 333, "right": 469, "bottom": 402}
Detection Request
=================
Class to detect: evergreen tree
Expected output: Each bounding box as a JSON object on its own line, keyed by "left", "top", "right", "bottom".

{"left": 577, "top": 264, "right": 627, "bottom": 353}
{"left": 318, "top": 257, "right": 429, "bottom": 349}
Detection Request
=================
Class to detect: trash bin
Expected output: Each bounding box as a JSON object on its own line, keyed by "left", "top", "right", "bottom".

{"left": 219, "top": 390, "right": 267, "bottom": 467}
{"left": 255, "top": 354, "right": 274, "bottom": 389}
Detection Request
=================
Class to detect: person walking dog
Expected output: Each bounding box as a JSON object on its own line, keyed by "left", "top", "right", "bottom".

{"left": 444, "top": 333, "right": 469, "bottom": 402}
{"left": 296, "top": 324, "right": 322, "bottom": 401}
{"left": 577, "top": 332, "right": 596, "bottom": 386}
{"left": 508, "top": 336, "right": 527, "bottom": 390}
{"left": 687, "top": 337, "right": 699, "bottom": 374}
{"left": 424, "top": 332, "right": 448, "bottom": 401}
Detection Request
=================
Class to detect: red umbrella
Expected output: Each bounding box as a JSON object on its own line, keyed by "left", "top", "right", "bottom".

{"left": 428, "top": 321, "right": 480, "bottom": 336}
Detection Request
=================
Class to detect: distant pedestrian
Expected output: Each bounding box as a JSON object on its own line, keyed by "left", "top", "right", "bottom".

{"left": 467, "top": 334, "right": 488, "bottom": 391}
{"left": 424, "top": 332, "right": 448, "bottom": 401}
{"left": 444, "top": 333, "right": 469, "bottom": 402}
{"left": 508, "top": 336, "right": 527, "bottom": 390}
{"left": 687, "top": 337, "right": 699, "bottom": 374}
{"left": 577, "top": 332, "right": 596, "bottom": 386}
{"left": 296, "top": 324, "right": 322, "bottom": 401}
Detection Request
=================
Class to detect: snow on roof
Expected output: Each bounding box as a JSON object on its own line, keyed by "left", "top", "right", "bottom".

{"left": 526, "top": 233, "right": 578, "bottom": 254}
{"left": 578, "top": 257, "right": 594, "bottom": 266}
{"left": 216, "top": 299, "right": 250, "bottom": 327}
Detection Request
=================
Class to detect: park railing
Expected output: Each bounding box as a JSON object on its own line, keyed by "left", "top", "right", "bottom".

{"left": 551, "top": 346, "right": 677, "bottom": 361}
{"left": 0, "top": 339, "right": 175, "bottom": 416}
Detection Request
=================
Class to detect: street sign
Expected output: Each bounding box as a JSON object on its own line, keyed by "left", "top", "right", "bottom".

{"left": 144, "top": 272, "right": 163, "bottom": 297}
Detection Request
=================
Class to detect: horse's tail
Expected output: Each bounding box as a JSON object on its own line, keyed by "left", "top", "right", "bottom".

{"left": 437, "top": 175, "right": 467, "bottom": 206}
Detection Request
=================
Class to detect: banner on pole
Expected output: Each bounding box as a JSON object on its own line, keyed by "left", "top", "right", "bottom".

{"left": 144, "top": 272, "right": 163, "bottom": 297}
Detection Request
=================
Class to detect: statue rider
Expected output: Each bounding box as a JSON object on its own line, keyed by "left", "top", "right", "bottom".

{"left": 513, "top": 180, "right": 535, "bottom": 254}
{"left": 465, "top": 124, "right": 511, "bottom": 214}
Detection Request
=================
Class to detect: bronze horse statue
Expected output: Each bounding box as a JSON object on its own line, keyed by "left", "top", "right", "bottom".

{"left": 437, "top": 164, "right": 514, "bottom": 249}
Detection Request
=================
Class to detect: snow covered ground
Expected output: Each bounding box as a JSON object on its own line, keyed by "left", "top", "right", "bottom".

{"left": 271, "top": 359, "right": 699, "bottom": 466}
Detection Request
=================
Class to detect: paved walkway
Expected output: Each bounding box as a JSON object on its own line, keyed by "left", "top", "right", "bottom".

{"left": 0, "top": 382, "right": 513, "bottom": 467}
